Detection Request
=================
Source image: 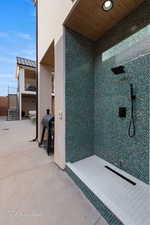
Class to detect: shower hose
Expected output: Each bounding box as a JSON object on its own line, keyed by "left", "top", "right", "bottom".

{"left": 128, "top": 84, "right": 136, "bottom": 137}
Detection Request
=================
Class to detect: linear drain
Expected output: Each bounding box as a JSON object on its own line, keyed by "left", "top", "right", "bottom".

{"left": 105, "top": 165, "right": 136, "bottom": 185}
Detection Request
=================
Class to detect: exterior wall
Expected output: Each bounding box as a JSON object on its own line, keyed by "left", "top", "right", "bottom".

{"left": 0, "top": 96, "right": 8, "bottom": 116}
{"left": 54, "top": 33, "right": 66, "bottom": 169}
{"left": 38, "top": 64, "right": 52, "bottom": 139}
{"left": 37, "top": 0, "right": 77, "bottom": 168}
{"left": 38, "top": 0, "right": 77, "bottom": 62}
{"left": 65, "top": 29, "right": 95, "bottom": 162}
{"left": 19, "top": 68, "right": 25, "bottom": 92}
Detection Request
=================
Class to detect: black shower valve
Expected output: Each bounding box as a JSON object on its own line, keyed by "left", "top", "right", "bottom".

{"left": 119, "top": 107, "right": 127, "bottom": 118}
{"left": 131, "top": 94, "right": 136, "bottom": 100}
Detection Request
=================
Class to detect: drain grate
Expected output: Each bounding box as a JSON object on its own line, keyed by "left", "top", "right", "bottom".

{"left": 105, "top": 166, "right": 136, "bottom": 185}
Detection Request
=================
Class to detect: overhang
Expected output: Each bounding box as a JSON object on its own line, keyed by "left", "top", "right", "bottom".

{"left": 64, "top": 0, "right": 145, "bottom": 41}
{"left": 40, "top": 41, "right": 54, "bottom": 68}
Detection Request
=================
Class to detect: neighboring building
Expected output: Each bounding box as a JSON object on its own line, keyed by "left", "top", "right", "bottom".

{"left": 16, "top": 57, "right": 36, "bottom": 120}
{"left": 36, "top": 1, "right": 149, "bottom": 225}
{"left": 0, "top": 96, "right": 8, "bottom": 116}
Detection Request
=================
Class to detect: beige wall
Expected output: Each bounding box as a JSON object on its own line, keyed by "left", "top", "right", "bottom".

{"left": 19, "top": 68, "right": 25, "bottom": 92}
{"left": 38, "top": 64, "right": 53, "bottom": 139}
{"left": 38, "top": 0, "right": 77, "bottom": 168}
{"left": 38, "top": 0, "right": 77, "bottom": 62}
{"left": 54, "top": 31, "right": 66, "bottom": 169}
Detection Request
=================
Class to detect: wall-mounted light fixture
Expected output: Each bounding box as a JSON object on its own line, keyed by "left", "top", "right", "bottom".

{"left": 102, "top": 0, "right": 113, "bottom": 11}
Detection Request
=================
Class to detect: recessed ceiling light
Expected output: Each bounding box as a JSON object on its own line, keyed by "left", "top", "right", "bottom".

{"left": 102, "top": 0, "right": 113, "bottom": 11}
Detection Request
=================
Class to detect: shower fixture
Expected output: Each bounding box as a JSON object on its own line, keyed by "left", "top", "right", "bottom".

{"left": 119, "top": 107, "right": 126, "bottom": 118}
{"left": 111, "top": 65, "right": 125, "bottom": 75}
{"left": 128, "top": 84, "right": 136, "bottom": 137}
{"left": 111, "top": 66, "right": 136, "bottom": 137}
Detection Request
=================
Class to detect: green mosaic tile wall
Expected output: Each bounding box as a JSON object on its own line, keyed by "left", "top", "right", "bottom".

{"left": 94, "top": 54, "right": 149, "bottom": 184}
{"left": 65, "top": 1, "right": 150, "bottom": 183}
{"left": 65, "top": 29, "right": 95, "bottom": 162}
{"left": 94, "top": 0, "right": 150, "bottom": 184}
{"left": 65, "top": 2, "right": 150, "bottom": 224}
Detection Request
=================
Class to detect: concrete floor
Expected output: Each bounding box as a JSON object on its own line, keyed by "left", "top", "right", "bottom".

{"left": 0, "top": 118, "right": 108, "bottom": 225}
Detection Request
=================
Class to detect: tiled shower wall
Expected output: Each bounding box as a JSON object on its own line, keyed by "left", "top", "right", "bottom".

{"left": 65, "top": 29, "right": 94, "bottom": 162}
{"left": 94, "top": 54, "right": 149, "bottom": 184}
{"left": 94, "top": 0, "right": 150, "bottom": 184}
{"left": 65, "top": 0, "right": 150, "bottom": 184}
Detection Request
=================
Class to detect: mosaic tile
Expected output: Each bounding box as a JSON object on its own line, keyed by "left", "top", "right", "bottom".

{"left": 65, "top": 2, "right": 150, "bottom": 224}
{"left": 66, "top": 167, "right": 123, "bottom": 225}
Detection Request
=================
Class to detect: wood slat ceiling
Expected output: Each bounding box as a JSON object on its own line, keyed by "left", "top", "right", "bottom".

{"left": 65, "top": 0, "right": 145, "bottom": 41}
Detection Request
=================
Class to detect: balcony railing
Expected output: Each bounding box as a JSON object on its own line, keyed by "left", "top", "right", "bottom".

{"left": 25, "top": 85, "right": 36, "bottom": 92}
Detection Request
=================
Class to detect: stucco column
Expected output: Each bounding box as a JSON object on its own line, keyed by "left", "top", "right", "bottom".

{"left": 38, "top": 64, "right": 52, "bottom": 141}
{"left": 54, "top": 30, "right": 66, "bottom": 169}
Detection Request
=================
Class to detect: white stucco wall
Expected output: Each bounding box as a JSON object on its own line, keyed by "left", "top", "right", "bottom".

{"left": 38, "top": 0, "right": 77, "bottom": 169}
{"left": 18, "top": 68, "right": 24, "bottom": 120}
{"left": 38, "top": 64, "right": 53, "bottom": 139}
{"left": 19, "top": 68, "right": 25, "bottom": 93}
{"left": 54, "top": 29, "right": 66, "bottom": 169}
{"left": 38, "top": 0, "right": 76, "bottom": 61}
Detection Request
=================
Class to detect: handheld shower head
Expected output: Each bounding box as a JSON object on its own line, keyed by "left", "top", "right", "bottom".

{"left": 128, "top": 84, "right": 136, "bottom": 137}
{"left": 130, "top": 84, "right": 136, "bottom": 100}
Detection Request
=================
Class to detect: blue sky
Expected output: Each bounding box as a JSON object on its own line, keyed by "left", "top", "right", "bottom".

{"left": 0, "top": 0, "right": 35, "bottom": 96}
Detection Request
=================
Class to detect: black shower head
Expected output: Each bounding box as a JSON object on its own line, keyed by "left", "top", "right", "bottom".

{"left": 111, "top": 65, "right": 125, "bottom": 75}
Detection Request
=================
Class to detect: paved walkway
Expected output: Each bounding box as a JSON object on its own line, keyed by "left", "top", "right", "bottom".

{"left": 0, "top": 118, "right": 107, "bottom": 225}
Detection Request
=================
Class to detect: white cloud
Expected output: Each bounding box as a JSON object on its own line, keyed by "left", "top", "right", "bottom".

{"left": 17, "top": 32, "right": 32, "bottom": 40}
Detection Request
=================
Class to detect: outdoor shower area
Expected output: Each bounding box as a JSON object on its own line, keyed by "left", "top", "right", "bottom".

{"left": 65, "top": 2, "right": 150, "bottom": 225}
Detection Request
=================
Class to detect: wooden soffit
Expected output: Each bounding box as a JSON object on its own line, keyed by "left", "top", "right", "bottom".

{"left": 65, "top": 0, "right": 145, "bottom": 41}
{"left": 40, "top": 40, "right": 54, "bottom": 67}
